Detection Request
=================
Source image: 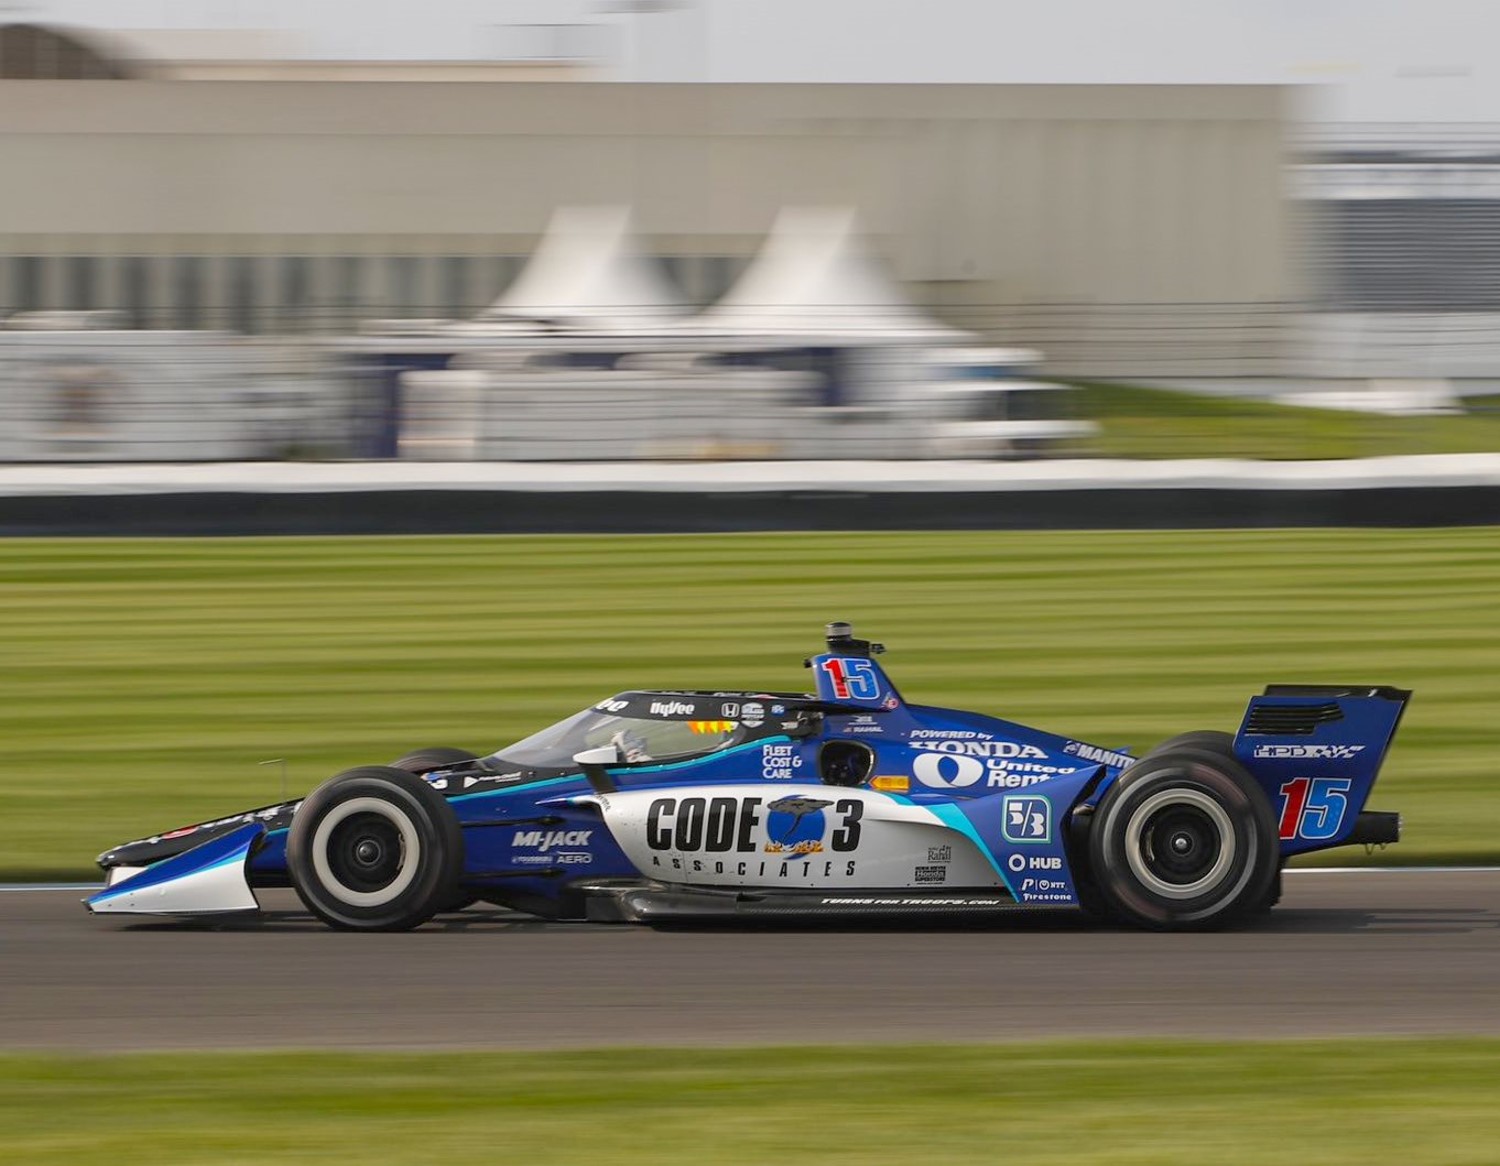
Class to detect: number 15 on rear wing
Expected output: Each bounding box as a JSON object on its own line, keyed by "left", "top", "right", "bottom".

{"left": 1232, "top": 685, "right": 1409, "bottom": 856}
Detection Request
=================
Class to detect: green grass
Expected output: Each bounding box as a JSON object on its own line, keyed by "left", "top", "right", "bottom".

{"left": 2, "top": 531, "right": 1499, "bottom": 878}
{"left": 2, "top": 1041, "right": 1499, "bottom": 1165}
{"left": 1074, "top": 382, "right": 1500, "bottom": 459}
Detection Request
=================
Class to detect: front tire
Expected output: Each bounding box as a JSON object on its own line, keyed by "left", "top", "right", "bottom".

{"left": 389, "top": 746, "right": 477, "bottom": 774}
{"left": 287, "top": 766, "right": 464, "bottom": 931}
{"left": 1089, "top": 748, "right": 1277, "bottom": 931}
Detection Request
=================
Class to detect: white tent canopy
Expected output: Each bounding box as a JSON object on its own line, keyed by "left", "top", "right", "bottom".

{"left": 479, "top": 206, "right": 685, "bottom": 332}
{"left": 695, "top": 207, "right": 965, "bottom": 342}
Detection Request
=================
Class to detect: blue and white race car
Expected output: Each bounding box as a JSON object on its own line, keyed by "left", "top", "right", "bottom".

{"left": 88, "top": 623, "right": 1408, "bottom": 931}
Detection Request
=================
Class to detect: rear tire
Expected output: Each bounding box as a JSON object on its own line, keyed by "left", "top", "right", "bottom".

{"left": 288, "top": 766, "right": 464, "bottom": 931}
{"left": 1146, "top": 730, "right": 1235, "bottom": 761}
{"left": 389, "top": 747, "right": 477, "bottom": 774}
{"left": 1089, "top": 747, "right": 1277, "bottom": 931}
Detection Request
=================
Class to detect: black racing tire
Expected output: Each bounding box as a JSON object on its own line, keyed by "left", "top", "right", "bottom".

{"left": 1245, "top": 865, "right": 1284, "bottom": 916}
{"left": 1089, "top": 747, "right": 1277, "bottom": 931}
{"left": 1146, "top": 730, "right": 1236, "bottom": 761}
{"left": 389, "top": 747, "right": 477, "bottom": 774}
{"left": 287, "top": 766, "right": 464, "bottom": 932}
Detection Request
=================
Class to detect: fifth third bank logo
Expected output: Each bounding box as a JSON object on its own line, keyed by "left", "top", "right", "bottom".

{"left": 1003, "top": 796, "right": 1051, "bottom": 844}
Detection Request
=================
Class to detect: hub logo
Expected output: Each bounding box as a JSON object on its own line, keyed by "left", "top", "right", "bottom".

{"left": 1003, "top": 796, "right": 1051, "bottom": 844}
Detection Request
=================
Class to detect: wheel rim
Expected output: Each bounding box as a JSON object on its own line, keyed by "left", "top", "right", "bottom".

{"left": 1123, "top": 788, "right": 1236, "bottom": 900}
{"left": 310, "top": 796, "right": 421, "bottom": 907}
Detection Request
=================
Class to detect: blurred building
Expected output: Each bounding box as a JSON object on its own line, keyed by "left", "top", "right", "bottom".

{"left": 0, "top": 78, "right": 1290, "bottom": 377}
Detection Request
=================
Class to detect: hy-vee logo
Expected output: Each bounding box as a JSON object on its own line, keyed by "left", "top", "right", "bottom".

{"left": 1253, "top": 744, "right": 1366, "bottom": 760}
{"left": 649, "top": 700, "right": 696, "bottom": 717}
{"left": 513, "top": 829, "right": 593, "bottom": 852}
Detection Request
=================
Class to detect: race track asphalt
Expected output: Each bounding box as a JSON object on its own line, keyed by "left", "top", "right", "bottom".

{"left": 2, "top": 871, "right": 1497, "bottom": 1051}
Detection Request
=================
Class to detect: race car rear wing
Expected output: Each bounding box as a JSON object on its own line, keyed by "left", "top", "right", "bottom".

{"left": 1233, "top": 685, "right": 1410, "bottom": 856}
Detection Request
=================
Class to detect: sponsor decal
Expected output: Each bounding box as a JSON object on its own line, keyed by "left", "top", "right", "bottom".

{"left": 985, "top": 772, "right": 1051, "bottom": 789}
{"left": 1254, "top": 744, "right": 1366, "bottom": 760}
{"left": 761, "top": 741, "right": 803, "bottom": 780}
{"left": 1003, "top": 796, "right": 1051, "bottom": 844}
{"left": 771, "top": 704, "right": 786, "bottom": 715}
{"left": 596, "top": 698, "right": 630, "bottom": 713}
{"left": 512, "top": 829, "right": 593, "bottom": 853}
{"left": 921, "top": 740, "right": 1047, "bottom": 759}
{"left": 1018, "top": 877, "right": 1071, "bottom": 903}
{"left": 513, "top": 852, "right": 591, "bottom": 866}
{"left": 741, "top": 701, "right": 765, "bottom": 727}
{"left": 927, "top": 844, "right": 953, "bottom": 863}
{"left": 764, "top": 796, "right": 834, "bottom": 854}
{"left": 644, "top": 794, "right": 863, "bottom": 862}
{"left": 819, "top": 896, "right": 1009, "bottom": 908}
{"left": 847, "top": 714, "right": 885, "bottom": 735}
{"left": 910, "top": 729, "right": 992, "bottom": 740}
{"left": 915, "top": 753, "right": 985, "bottom": 788}
{"left": 459, "top": 772, "right": 523, "bottom": 790}
{"left": 721, "top": 702, "right": 740, "bottom": 719}
{"left": 913, "top": 864, "right": 947, "bottom": 884}
{"left": 914, "top": 743, "right": 1053, "bottom": 789}
{"left": 689, "top": 720, "right": 737, "bottom": 734}
{"left": 147, "top": 803, "right": 296, "bottom": 843}
{"left": 649, "top": 700, "right": 696, "bottom": 717}
{"left": 1278, "top": 777, "right": 1354, "bottom": 841}
{"left": 990, "top": 760, "right": 1078, "bottom": 774}
{"left": 1063, "top": 741, "right": 1135, "bottom": 769}
{"left": 1005, "top": 853, "right": 1067, "bottom": 875}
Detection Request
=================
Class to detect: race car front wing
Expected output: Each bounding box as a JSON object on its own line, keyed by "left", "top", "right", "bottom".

{"left": 86, "top": 822, "right": 264, "bottom": 917}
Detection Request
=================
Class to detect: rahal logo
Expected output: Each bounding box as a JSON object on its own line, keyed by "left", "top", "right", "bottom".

{"left": 763, "top": 795, "right": 832, "bottom": 854}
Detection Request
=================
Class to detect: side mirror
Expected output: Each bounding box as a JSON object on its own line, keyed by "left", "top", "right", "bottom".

{"left": 573, "top": 746, "right": 622, "bottom": 794}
